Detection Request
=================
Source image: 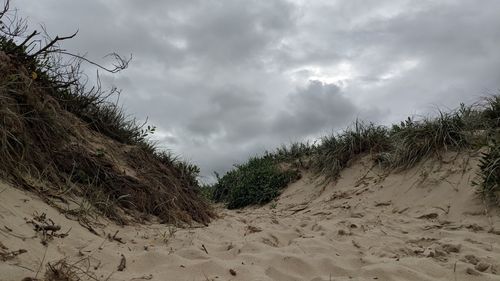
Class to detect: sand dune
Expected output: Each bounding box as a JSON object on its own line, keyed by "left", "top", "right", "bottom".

{"left": 1, "top": 153, "right": 500, "bottom": 281}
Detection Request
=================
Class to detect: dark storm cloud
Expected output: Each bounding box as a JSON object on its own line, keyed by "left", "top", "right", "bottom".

{"left": 271, "top": 81, "right": 357, "bottom": 137}
{"left": 186, "top": 85, "right": 266, "bottom": 140}
{"left": 12, "top": 0, "right": 500, "bottom": 180}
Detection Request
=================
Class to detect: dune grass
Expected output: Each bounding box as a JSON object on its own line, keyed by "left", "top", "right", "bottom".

{"left": 475, "top": 96, "right": 500, "bottom": 204}
{"left": 385, "top": 111, "right": 472, "bottom": 170}
{"left": 313, "top": 121, "right": 390, "bottom": 181}
{"left": 211, "top": 97, "right": 500, "bottom": 208}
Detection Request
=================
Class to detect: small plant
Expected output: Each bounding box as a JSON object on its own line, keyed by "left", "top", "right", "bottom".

{"left": 158, "top": 225, "right": 177, "bottom": 244}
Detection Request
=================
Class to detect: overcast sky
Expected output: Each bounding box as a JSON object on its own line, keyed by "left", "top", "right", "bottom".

{"left": 13, "top": 0, "right": 500, "bottom": 181}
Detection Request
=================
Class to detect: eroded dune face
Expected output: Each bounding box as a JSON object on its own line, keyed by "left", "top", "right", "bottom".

{"left": 1, "top": 153, "right": 500, "bottom": 281}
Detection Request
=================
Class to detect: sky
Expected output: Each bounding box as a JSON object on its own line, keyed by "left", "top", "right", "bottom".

{"left": 12, "top": 0, "right": 500, "bottom": 182}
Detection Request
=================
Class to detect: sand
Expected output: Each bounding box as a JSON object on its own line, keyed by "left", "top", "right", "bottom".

{"left": 1, "top": 153, "right": 500, "bottom": 281}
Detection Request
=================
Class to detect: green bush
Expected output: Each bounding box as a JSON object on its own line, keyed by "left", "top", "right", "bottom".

{"left": 212, "top": 156, "right": 299, "bottom": 209}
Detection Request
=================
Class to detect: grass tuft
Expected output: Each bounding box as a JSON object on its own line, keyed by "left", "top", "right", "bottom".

{"left": 386, "top": 111, "right": 471, "bottom": 170}
{"left": 313, "top": 121, "right": 390, "bottom": 181}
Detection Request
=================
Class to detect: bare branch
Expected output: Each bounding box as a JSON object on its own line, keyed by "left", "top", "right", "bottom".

{"left": 16, "top": 29, "right": 38, "bottom": 48}
{"left": 30, "top": 30, "right": 78, "bottom": 57}
{"left": 0, "top": 0, "right": 9, "bottom": 19}
{"left": 60, "top": 51, "right": 132, "bottom": 73}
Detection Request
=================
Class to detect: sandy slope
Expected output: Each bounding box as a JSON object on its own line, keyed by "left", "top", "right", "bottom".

{"left": 1, "top": 153, "right": 500, "bottom": 281}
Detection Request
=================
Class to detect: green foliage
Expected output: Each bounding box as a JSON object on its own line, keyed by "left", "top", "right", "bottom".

{"left": 476, "top": 134, "right": 500, "bottom": 204}
{"left": 212, "top": 156, "right": 299, "bottom": 209}
{"left": 198, "top": 183, "right": 216, "bottom": 202}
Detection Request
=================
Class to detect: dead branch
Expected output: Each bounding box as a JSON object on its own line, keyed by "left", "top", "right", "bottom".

{"left": 26, "top": 212, "right": 68, "bottom": 245}
{"left": 30, "top": 30, "right": 78, "bottom": 58}
{"left": 17, "top": 30, "right": 39, "bottom": 48}
{"left": 60, "top": 51, "right": 132, "bottom": 73}
{"left": 0, "top": 0, "right": 9, "bottom": 19}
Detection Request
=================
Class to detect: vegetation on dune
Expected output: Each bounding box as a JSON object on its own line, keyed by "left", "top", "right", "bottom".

{"left": 383, "top": 109, "right": 474, "bottom": 170}
{"left": 212, "top": 156, "right": 299, "bottom": 209}
{"left": 313, "top": 122, "right": 390, "bottom": 181}
{"left": 475, "top": 96, "right": 500, "bottom": 204}
{"left": 477, "top": 137, "right": 500, "bottom": 204}
{"left": 210, "top": 98, "right": 500, "bottom": 208}
{"left": 0, "top": 1, "right": 213, "bottom": 225}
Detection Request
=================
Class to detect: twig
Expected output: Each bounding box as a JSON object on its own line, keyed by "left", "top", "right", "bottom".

{"left": 108, "top": 230, "right": 125, "bottom": 244}
{"left": 35, "top": 246, "right": 48, "bottom": 279}
{"left": 60, "top": 51, "right": 132, "bottom": 74}
{"left": 201, "top": 244, "right": 209, "bottom": 255}
{"left": 117, "top": 254, "right": 126, "bottom": 271}
{"left": 453, "top": 261, "right": 457, "bottom": 281}
{"left": 30, "top": 31, "right": 78, "bottom": 57}
{"left": 17, "top": 30, "right": 39, "bottom": 48}
{"left": 0, "top": 249, "right": 27, "bottom": 261}
{"left": 130, "top": 274, "right": 153, "bottom": 280}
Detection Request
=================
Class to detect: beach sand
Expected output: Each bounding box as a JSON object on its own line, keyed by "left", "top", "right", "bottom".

{"left": 1, "top": 153, "right": 500, "bottom": 281}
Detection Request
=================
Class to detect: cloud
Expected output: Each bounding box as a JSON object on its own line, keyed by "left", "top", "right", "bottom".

{"left": 271, "top": 81, "right": 357, "bottom": 137}
{"left": 12, "top": 0, "right": 500, "bottom": 180}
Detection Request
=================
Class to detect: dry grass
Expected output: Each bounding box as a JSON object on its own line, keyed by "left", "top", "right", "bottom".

{"left": 0, "top": 3, "right": 213, "bottom": 225}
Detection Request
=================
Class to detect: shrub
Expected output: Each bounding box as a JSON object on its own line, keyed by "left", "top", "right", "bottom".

{"left": 212, "top": 156, "right": 299, "bottom": 209}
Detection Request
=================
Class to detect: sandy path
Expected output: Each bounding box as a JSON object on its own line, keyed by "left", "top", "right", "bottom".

{"left": 1, "top": 154, "right": 500, "bottom": 281}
